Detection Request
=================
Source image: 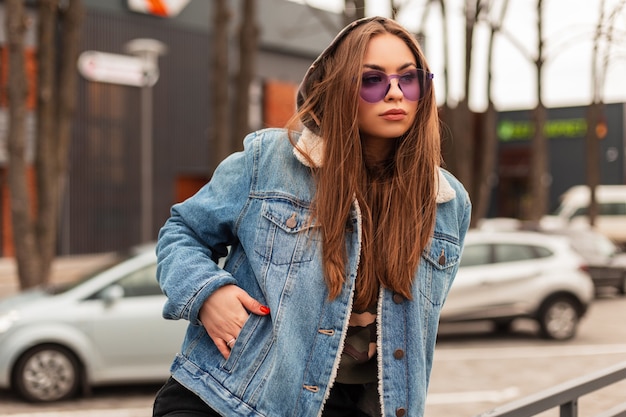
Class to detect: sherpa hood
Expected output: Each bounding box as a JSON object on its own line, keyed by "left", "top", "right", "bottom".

{"left": 296, "top": 16, "right": 389, "bottom": 135}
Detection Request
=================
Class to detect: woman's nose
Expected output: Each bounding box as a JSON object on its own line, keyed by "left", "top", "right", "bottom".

{"left": 385, "top": 79, "right": 404, "bottom": 100}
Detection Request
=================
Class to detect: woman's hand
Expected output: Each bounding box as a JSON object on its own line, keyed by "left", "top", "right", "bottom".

{"left": 199, "top": 284, "right": 270, "bottom": 359}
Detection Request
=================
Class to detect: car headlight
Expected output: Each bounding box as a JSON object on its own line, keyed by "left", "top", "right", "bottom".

{"left": 0, "top": 310, "right": 19, "bottom": 334}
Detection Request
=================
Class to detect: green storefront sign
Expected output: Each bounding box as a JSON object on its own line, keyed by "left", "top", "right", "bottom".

{"left": 497, "top": 118, "right": 588, "bottom": 142}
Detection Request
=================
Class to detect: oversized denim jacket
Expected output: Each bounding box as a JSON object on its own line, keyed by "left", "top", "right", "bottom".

{"left": 156, "top": 127, "right": 471, "bottom": 417}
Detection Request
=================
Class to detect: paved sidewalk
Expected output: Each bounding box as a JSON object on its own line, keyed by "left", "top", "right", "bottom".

{"left": 0, "top": 253, "right": 119, "bottom": 299}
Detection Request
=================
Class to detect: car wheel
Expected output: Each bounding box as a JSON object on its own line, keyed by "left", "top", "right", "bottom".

{"left": 13, "top": 344, "right": 81, "bottom": 402}
{"left": 537, "top": 297, "right": 580, "bottom": 341}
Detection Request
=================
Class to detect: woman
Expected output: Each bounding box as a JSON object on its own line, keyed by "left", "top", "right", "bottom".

{"left": 154, "top": 16, "right": 471, "bottom": 417}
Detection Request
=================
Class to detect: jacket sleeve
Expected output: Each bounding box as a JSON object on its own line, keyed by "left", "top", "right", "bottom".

{"left": 440, "top": 169, "right": 472, "bottom": 296}
{"left": 156, "top": 131, "right": 258, "bottom": 324}
{"left": 457, "top": 183, "right": 472, "bottom": 250}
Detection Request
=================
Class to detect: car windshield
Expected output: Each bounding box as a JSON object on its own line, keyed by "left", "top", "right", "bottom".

{"left": 45, "top": 253, "right": 132, "bottom": 295}
{"left": 552, "top": 203, "right": 566, "bottom": 216}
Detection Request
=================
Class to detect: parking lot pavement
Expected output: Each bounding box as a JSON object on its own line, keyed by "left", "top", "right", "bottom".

{"left": 0, "top": 253, "right": 118, "bottom": 299}
{"left": 426, "top": 295, "right": 626, "bottom": 417}
{"left": 1, "top": 408, "right": 151, "bottom": 417}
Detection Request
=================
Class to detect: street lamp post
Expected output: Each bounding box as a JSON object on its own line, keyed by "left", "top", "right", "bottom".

{"left": 123, "top": 38, "right": 167, "bottom": 243}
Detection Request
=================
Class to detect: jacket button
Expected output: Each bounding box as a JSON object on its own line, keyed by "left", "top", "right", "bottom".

{"left": 395, "top": 407, "right": 406, "bottom": 416}
{"left": 392, "top": 293, "right": 404, "bottom": 304}
{"left": 286, "top": 213, "right": 297, "bottom": 228}
{"left": 393, "top": 349, "right": 404, "bottom": 359}
{"left": 438, "top": 248, "right": 447, "bottom": 265}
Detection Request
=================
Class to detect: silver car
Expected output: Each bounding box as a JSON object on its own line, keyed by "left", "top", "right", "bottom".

{"left": 440, "top": 230, "right": 595, "bottom": 340}
{"left": 0, "top": 248, "right": 186, "bottom": 402}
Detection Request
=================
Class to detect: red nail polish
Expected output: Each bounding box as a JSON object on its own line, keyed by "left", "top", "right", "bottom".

{"left": 260, "top": 305, "right": 270, "bottom": 315}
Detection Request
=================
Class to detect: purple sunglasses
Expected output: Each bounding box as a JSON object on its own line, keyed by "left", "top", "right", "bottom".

{"left": 360, "top": 68, "right": 434, "bottom": 103}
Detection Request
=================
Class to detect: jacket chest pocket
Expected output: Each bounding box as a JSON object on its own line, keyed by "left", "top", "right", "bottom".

{"left": 254, "top": 199, "right": 319, "bottom": 265}
{"left": 419, "top": 233, "right": 461, "bottom": 306}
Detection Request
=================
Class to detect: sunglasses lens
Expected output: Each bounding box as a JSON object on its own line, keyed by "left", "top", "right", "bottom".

{"left": 398, "top": 70, "right": 420, "bottom": 101}
{"left": 360, "top": 71, "right": 388, "bottom": 102}
{"left": 360, "top": 69, "right": 430, "bottom": 103}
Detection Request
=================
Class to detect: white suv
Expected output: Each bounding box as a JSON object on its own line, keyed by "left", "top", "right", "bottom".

{"left": 541, "top": 185, "right": 626, "bottom": 246}
{"left": 440, "top": 230, "right": 595, "bottom": 340}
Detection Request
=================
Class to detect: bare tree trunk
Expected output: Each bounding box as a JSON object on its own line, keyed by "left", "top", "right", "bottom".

{"left": 446, "top": 0, "right": 479, "bottom": 197}
{"left": 5, "top": 0, "right": 40, "bottom": 289}
{"left": 586, "top": 102, "right": 601, "bottom": 225}
{"left": 54, "top": 0, "right": 83, "bottom": 254}
{"left": 586, "top": 0, "right": 625, "bottom": 226}
{"left": 389, "top": 0, "right": 399, "bottom": 20}
{"left": 586, "top": 0, "right": 606, "bottom": 227}
{"left": 437, "top": 0, "right": 451, "bottom": 106}
{"left": 464, "top": 0, "right": 479, "bottom": 101}
{"left": 473, "top": 0, "right": 511, "bottom": 226}
{"left": 415, "top": 0, "right": 432, "bottom": 45}
{"left": 233, "top": 0, "right": 258, "bottom": 151}
{"left": 586, "top": 0, "right": 626, "bottom": 226}
{"left": 35, "top": 0, "right": 60, "bottom": 286}
{"left": 473, "top": 102, "right": 497, "bottom": 224}
{"left": 344, "top": 0, "right": 365, "bottom": 25}
{"left": 449, "top": 103, "right": 472, "bottom": 188}
{"left": 6, "top": 0, "right": 83, "bottom": 290}
{"left": 528, "top": 0, "right": 548, "bottom": 223}
{"left": 434, "top": 0, "right": 455, "bottom": 176}
{"left": 212, "top": 0, "right": 231, "bottom": 165}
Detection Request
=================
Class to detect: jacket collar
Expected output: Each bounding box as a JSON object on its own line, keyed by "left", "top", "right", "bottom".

{"left": 293, "top": 128, "right": 456, "bottom": 203}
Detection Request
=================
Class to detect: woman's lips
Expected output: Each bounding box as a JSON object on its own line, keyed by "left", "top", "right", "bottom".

{"left": 381, "top": 109, "right": 407, "bottom": 120}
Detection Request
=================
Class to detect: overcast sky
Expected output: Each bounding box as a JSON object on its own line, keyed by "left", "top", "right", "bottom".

{"left": 291, "top": 0, "right": 626, "bottom": 111}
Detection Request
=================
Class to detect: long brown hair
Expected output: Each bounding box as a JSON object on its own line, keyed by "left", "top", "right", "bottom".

{"left": 288, "top": 17, "right": 441, "bottom": 310}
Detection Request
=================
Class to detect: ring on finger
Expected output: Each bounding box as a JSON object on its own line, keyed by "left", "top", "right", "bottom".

{"left": 226, "top": 338, "right": 236, "bottom": 349}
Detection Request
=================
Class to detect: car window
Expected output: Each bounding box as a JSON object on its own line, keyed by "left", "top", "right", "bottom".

{"left": 494, "top": 244, "right": 531, "bottom": 262}
{"left": 52, "top": 256, "right": 127, "bottom": 295}
{"left": 533, "top": 246, "right": 552, "bottom": 258}
{"left": 570, "top": 202, "right": 626, "bottom": 217}
{"left": 494, "top": 244, "right": 546, "bottom": 263}
{"left": 460, "top": 243, "right": 491, "bottom": 267}
{"left": 599, "top": 202, "right": 626, "bottom": 216}
{"left": 115, "top": 263, "right": 161, "bottom": 297}
{"left": 571, "top": 206, "right": 588, "bottom": 217}
{"left": 552, "top": 204, "right": 565, "bottom": 216}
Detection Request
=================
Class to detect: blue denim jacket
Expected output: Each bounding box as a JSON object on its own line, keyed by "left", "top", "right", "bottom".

{"left": 156, "top": 127, "right": 471, "bottom": 417}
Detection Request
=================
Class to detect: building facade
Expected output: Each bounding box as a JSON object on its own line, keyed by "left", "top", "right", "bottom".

{"left": 0, "top": 0, "right": 340, "bottom": 255}
{"left": 493, "top": 103, "right": 625, "bottom": 218}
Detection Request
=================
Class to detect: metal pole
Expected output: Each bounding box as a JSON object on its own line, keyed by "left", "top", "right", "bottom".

{"left": 124, "top": 38, "right": 166, "bottom": 243}
{"left": 140, "top": 84, "right": 153, "bottom": 243}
